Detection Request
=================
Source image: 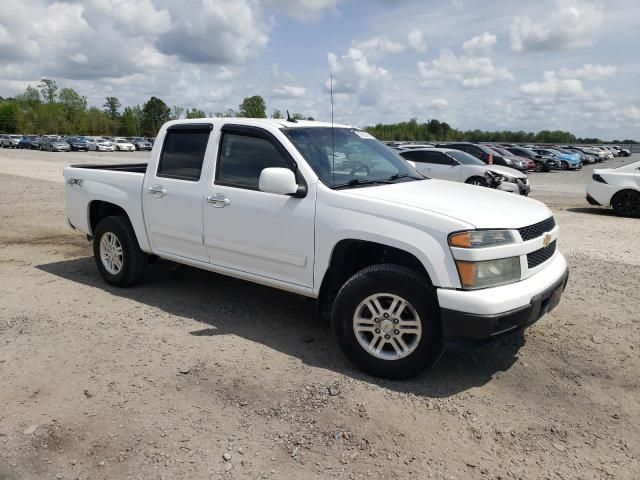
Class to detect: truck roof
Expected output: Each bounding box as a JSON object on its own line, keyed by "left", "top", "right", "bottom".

{"left": 165, "top": 117, "right": 356, "bottom": 130}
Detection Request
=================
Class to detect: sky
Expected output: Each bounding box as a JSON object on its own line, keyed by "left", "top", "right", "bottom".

{"left": 0, "top": 0, "right": 638, "bottom": 139}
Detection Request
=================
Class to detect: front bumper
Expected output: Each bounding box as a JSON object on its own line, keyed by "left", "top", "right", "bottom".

{"left": 438, "top": 253, "right": 568, "bottom": 343}
{"left": 497, "top": 180, "right": 530, "bottom": 195}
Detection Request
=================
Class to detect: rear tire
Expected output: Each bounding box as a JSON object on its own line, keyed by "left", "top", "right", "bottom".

{"left": 93, "top": 216, "right": 147, "bottom": 287}
{"left": 465, "top": 176, "right": 488, "bottom": 187}
{"left": 331, "top": 264, "right": 443, "bottom": 379}
{"left": 611, "top": 190, "right": 640, "bottom": 217}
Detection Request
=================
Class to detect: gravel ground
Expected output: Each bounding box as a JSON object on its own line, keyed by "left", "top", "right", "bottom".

{"left": 0, "top": 148, "right": 639, "bottom": 480}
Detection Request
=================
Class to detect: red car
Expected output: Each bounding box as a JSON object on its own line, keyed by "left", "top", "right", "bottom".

{"left": 489, "top": 146, "right": 536, "bottom": 171}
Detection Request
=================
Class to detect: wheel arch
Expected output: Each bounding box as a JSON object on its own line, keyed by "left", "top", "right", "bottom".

{"left": 88, "top": 200, "right": 150, "bottom": 251}
{"left": 317, "top": 239, "right": 434, "bottom": 322}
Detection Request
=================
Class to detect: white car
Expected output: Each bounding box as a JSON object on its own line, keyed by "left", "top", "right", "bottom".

{"left": 87, "top": 138, "right": 115, "bottom": 152}
{"left": 114, "top": 138, "right": 135, "bottom": 151}
{"left": 63, "top": 118, "right": 567, "bottom": 379}
{"left": 586, "top": 160, "right": 640, "bottom": 216}
{"left": 399, "top": 148, "right": 530, "bottom": 195}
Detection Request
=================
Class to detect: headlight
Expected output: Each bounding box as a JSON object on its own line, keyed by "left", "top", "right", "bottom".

{"left": 449, "top": 230, "right": 515, "bottom": 248}
{"left": 455, "top": 257, "right": 521, "bottom": 289}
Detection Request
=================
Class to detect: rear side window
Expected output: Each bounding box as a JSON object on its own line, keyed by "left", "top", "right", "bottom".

{"left": 426, "top": 152, "right": 455, "bottom": 165}
{"left": 158, "top": 127, "right": 211, "bottom": 181}
{"left": 400, "top": 150, "right": 428, "bottom": 163}
{"left": 216, "top": 132, "right": 290, "bottom": 189}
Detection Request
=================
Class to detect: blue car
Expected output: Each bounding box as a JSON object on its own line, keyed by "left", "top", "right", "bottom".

{"left": 18, "top": 135, "right": 41, "bottom": 149}
{"left": 532, "top": 148, "right": 582, "bottom": 170}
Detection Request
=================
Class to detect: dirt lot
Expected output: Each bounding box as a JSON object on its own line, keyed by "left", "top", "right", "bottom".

{"left": 1, "top": 148, "right": 638, "bottom": 480}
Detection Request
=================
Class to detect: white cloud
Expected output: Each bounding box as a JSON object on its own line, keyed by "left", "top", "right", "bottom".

{"left": 273, "top": 84, "right": 307, "bottom": 98}
{"left": 519, "top": 71, "right": 585, "bottom": 97}
{"left": 327, "top": 48, "right": 390, "bottom": 106}
{"left": 558, "top": 64, "right": 617, "bottom": 80}
{"left": 407, "top": 30, "right": 427, "bottom": 52}
{"left": 418, "top": 48, "right": 513, "bottom": 89}
{"left": 156, "top": 0, "right": 269, "bottom": 64}
{"left": 353, "top": 36, "right": 405, "bottom": 58}
{"left": 462, "top": 32, "right": 496, "bottom": 56}
{"left": 265, "top": 0, "right": 340, "bottom": 22}
{"left": 429, "top": 99, "right": 449, "bottom": 110}
{"left": 509, "top": 0, "right": 604, "bottom": 52}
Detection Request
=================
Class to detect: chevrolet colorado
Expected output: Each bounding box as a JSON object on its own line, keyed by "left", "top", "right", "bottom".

{"left": 64, "top": 119, "right": 568, "bottom": 379}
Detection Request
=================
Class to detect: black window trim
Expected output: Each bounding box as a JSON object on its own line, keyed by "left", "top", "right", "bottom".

{"left": 214, "top": 124, "right": 307, "bottom": 195}
{"left": 156, "top": 123, "right": 213, "bottom": 182}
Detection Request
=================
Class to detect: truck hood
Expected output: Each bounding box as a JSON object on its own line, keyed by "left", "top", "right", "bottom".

{"left": 343, "top": 179, "right": 551, "bottom": 229}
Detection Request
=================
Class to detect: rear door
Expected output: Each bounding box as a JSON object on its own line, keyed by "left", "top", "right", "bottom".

{"left": 142, "top": 123, "right": 212, "bottom": 262}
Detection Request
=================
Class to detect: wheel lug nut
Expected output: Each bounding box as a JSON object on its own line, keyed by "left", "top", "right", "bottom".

{"left": 374, "top": 318, "right": 379, "bottom": 322}
{"left": 384, "top": 334, "right": 390, "bottom": 339}
{"left": 394, "top": 330, "right": 400, "bottom": 335}
{"left": 383, "top": 313, "right": 389, "bottom": 318}
{"left": 375, "top": 328, "right": 380, "bottom": 334}
{"left": 393, "top": 319, "right": 399, "bottom": 324}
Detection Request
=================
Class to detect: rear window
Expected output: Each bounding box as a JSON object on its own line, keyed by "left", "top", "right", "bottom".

{"left": 157, "top": 128, "right": 211, "bottom": 181}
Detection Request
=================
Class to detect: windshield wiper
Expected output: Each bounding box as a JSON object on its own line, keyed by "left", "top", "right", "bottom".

{"left": 332, "top": 178, "right": 393, "bottom": 189}
{"left": 385, "top": 173, "right": 424, "bottom": 181}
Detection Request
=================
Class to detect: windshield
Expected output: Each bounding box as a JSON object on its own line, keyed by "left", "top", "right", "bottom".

{"left": 282, "top": 127, "right": 422, "bottom": 188}
{"left": 447, "top": 150, "right": 485, "bottom": 165}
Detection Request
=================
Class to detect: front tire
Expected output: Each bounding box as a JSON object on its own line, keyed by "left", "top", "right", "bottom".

{"left": 332, "top": 264, "right": 443, "bottom": 379}
{"left": 611, "top": 190, "right": 640, "bottom": 217}
{"left": 561, "top": 161, "right": 569, "bottom": 170}
{"left": 93, "top": 216, "right": 146, "bottom": 287}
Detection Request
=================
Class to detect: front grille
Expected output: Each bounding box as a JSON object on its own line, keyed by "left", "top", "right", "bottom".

{"left": 518, "top": 217, "right": 556, "bottom": 241}
{"left": 527, "top": 240, "right": 557, "bottom": 269}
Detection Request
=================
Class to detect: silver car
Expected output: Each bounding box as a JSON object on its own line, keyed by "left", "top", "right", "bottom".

{"left": 40, "top": 136, "right": 71, "bottom": 152}
{"left": 1, "top": 134, "right": 22, "bottom": 148}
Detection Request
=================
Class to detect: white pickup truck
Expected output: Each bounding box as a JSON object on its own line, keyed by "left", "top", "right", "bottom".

{"left": 64, "top": 118, "right": 568, "bottom": 379}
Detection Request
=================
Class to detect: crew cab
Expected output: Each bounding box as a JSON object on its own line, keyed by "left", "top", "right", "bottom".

{"left": 64, "top": 119, "right": 568, "bottom": 379}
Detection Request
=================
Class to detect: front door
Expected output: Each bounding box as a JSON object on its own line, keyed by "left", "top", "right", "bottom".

{"left": 142, "top": 123, "right": 212, "bottom": 262}
{"left": 203, "top": 125, "right": 316, "bottom": 288}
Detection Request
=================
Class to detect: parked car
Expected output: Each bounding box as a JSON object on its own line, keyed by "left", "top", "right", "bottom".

{"left": 63, "top": 118, "right": 568, "bottom": 379}
{"left": 559, "top": 146, "right": 597, "bottom": 164}
{"left": 86, "top": 138, "right": 115, "bottom": 152}
{"left": 486, "top": 146, "right": 535, "bottom": 171}
{"left": 393, "top": 143, "right": 435, "bottom": 150}
{"left": 503, "top": 146, "right": 558, "bottom": 172}
{"left": 589, "top": 146, "right": 614, "bottom": 160}
{"left": 587, "top": 160, "right": 640, "bottom": 216}
{"left": 612, "top": 146, "right": 630, "bottom": 157}
{"left": 40, "top": 136, "right": 71, "bottom": 152}
{"left": 65, "top": 136, "right": 89, "bottom": 151}
{"left": 554, "top": 147, "right": 595, "bottom": 165}
{"left": 1, "top": 134, "right": 22, "bottom": 148}
{"left": 399, "top": 148, "right": 530, "bottom": 195}
{"left": 130, "top": 137, "right": 152, "bottom": 151}
{"left": 434, "top": 142, "right": 509, "bottom": 167}
{"left": 19, "top": 135, "right": 41, "bottom": 149}
{"left": 532, "top": 148, "right": 582, "bottom": 170}
{"left": 114, "top": 137, "right": 135, "bottom": 151}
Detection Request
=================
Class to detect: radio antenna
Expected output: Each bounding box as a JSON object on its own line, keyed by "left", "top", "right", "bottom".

{"left": 330, "top": 74, "right": 335, "bottom": 185}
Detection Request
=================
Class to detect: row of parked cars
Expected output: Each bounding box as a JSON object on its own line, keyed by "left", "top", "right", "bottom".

{"left": 0, "top": 134, "right": 155, "bottom": 152}
{"left": 387, "top": 142, "right": 629, "bottom": 197}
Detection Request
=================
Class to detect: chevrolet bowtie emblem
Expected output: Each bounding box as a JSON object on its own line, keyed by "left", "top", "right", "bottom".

{"left": 543, "top": 233, "right": 551, "bottom": 247}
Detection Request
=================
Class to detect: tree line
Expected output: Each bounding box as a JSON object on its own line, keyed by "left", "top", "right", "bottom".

{"left": 363, "top": 118, "right": 637, "bottom": 145}
{"left": 0, "top": 79, "right": 635, "bottom": 143}
{"left": 0, "top": 80, "right": 313, "bottom": 137}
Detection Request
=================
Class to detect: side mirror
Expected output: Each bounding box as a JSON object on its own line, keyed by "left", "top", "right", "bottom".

{"left": 259, "top": 168, "right": 300, "bottom": 196}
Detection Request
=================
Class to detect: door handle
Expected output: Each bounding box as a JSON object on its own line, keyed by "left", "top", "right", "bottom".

{"left": 148, "top": 185, "right": 167, "bottom": 198}
{"left": 207, "top": 193, "right": 231, "bottom": 208}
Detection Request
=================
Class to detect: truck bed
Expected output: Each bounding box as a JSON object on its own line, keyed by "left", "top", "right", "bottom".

{"left": 69, "top": 163, "right": 147, "bottom": 173}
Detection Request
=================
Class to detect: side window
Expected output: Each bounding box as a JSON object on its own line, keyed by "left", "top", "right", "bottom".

{"left": 157, "top": 128, "right": 210, "bottom": 181}
{"left": 400, "top": 150, "right": 426, "bottom": 163}
{"left": 216, "top": 132, "right": 291, "bottom": 190}
{"left": 425, "top": 152, "right": 453, "bottom": 165}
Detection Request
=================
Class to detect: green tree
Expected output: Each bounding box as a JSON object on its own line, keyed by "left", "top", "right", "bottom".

{"left": 271, "top": 109, "right": 283, "bottom": 119}
{"left": 141, "top": 97, "right": 171, "bottom": 136}
{"left": 185, "top": 108, "right": 206, "bottom": 119}
{"left": 103, "top": 97, "right": 121, "bottom": 118}
{"left": 238, "top": 95, "right": 267, "bottom": 118}
{"left": 38, "top": 78, "right": 58, "bottom": 103}
{"left": 0, "top": 100, "right": 19, "bottom": 133}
